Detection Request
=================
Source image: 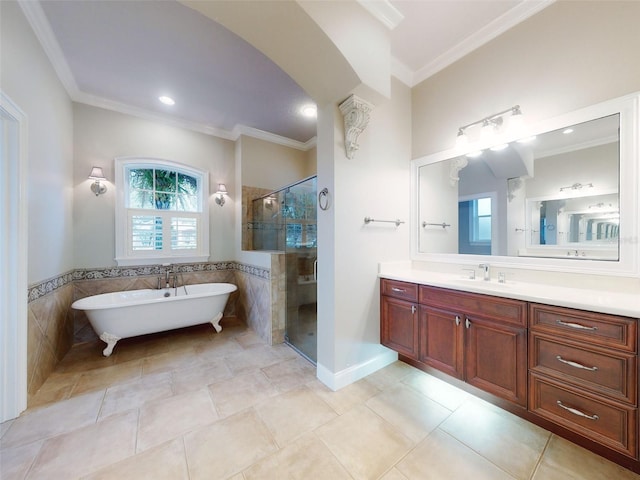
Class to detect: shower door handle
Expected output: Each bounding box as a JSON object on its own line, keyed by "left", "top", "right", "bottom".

{"left": 313, "top": 259, "right": 318, "bottom": 281}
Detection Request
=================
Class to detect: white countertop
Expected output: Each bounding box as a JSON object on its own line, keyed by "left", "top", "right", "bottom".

{"left": 379, "top": 267, "right": 640, "bottom": 318}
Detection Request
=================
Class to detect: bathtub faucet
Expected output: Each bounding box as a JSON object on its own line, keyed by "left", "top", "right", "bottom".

{"left": 164, "top": 265, "right": 174, "bottom": 288}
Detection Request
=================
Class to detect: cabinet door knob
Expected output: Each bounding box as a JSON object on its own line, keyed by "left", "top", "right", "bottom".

{"left": 465, "top": 317, "right": 471, "bottom": 329}
{"left": 556, "top": 355, "right": 598, "bottom": 371}
{"left": 411, "top": 305, "right": 416, "bottom": 314}
{"left": 455, "top": 315, "right": 460, "bottom": 326}
{"left": 556, "top": 400, "right": 599, "bottom": 421}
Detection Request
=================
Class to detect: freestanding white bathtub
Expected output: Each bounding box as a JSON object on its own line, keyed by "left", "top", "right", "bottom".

{"left": 71, "top": 283, "right": 237, "bottom": 356}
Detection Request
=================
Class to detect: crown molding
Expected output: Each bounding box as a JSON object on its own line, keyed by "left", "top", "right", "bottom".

{"left": 357, "top": 0, "right": 404, "bottom": 30}
{"left": 232, "top": 125, "right": 316, "bottom": 151}
{"left": 18, "top": 0, "right": 80, "bottom": 97}
{"left": 411, "top": 0, "right": 555, "bottom": 87}
{"left": 19, "top": 0, "right": 315, "bottom": 150}
{"left": 74, "top": 91, "right": 237, "bottom": 140}
{"left": 390, "top": 57, "right": 413, "bottom": 87}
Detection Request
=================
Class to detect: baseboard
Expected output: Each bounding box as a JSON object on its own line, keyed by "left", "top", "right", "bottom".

{"left": 316, "top": 347, "right": 398, "bottom": 391}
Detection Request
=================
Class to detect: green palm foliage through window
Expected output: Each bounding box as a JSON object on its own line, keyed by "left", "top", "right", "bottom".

{"left": 128, "top": 168, "right": 198, "bottom": 211}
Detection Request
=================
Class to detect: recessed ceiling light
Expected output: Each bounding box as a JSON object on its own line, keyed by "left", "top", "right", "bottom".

{"left": 300, "top": 104, "right": 317, "bottom": 118}
{"left": 562, "top": 128, "right": 574, "bottom": 135}
{"left": 159, "top": 95, "right": 175, "bottom": 106}
{"left": 466, "top": 150, "right": 483, "bottom": 158}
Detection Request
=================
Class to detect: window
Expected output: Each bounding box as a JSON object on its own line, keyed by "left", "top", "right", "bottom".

{"left": 459, "top": 193, "right": 495, "bottom": 256}
{"left": 471, "top": 197, "right": 492, "bottom": 243}
{"left": 115, "top": 158, "right": 209, "bottom": 265}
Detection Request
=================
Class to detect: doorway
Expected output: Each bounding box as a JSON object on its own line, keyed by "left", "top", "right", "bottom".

{"left": 1, "top": 92, "right": 28, "bottom": 421}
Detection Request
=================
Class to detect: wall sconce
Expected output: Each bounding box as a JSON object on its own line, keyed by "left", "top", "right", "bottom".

{"left": 88, "top": 167, "right": 107, "bottom": 196}
{"left": 456, "top": 105, "right": 523, "bottom": 149}
{"left": 215, "top": 183, "right": 228, "bottom": 207}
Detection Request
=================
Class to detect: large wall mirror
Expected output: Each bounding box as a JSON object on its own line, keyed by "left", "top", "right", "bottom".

{"left": 410, "top": 93, "right": 639, "bottom": 276}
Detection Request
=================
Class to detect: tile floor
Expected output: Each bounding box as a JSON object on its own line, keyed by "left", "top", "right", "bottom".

{"left": 2, "top": 319, "right": 640, "bottom": 480}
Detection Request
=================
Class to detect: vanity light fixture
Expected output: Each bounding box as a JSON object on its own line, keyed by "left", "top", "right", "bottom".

{"left": 88, "top": 167, "right": 107, "bottom": 196}
{"left": 214, "top": 183, "right": 228, "bottom": 207}
{"left": 455, "top": 105, "right": 523, "bottom": 150}
{"left": 490, "top": 143, "right": 509, "bottom": 151}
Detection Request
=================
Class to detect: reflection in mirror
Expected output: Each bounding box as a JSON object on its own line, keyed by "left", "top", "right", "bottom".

{"left": 417, "top": 113, "right": 620, "bottom": 260}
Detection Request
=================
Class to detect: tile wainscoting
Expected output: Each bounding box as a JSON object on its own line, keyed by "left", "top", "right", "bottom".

{"left": 26, "top": 261, "right": 274, "bottom": 402}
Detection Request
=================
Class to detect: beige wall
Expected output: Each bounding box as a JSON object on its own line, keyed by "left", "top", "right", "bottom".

{"left": 1, "top": 1, "right": 75, "bottom": 284}
{"left": 1, "top": 1, "right": 75, "bottom": 399}
{"left": 72, "top": 103, "right": 236, "bottom": 267}
{"left": 412, "top": 1, "right": 640, "bottom": 158}
{"left": 240, "top": 135, "right": 313, "bottom": 190}
{"left": 317, "top": 77, "right": 412, "bottom": 380}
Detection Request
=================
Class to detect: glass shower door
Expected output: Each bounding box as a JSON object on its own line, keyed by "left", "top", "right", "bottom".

{"left": 284, "top": 177, "right": 317, "bottom": 363}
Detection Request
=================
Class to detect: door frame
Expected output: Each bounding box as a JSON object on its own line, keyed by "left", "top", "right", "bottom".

{"left": 1, "top": 91, "right": 29, "bottom": 422}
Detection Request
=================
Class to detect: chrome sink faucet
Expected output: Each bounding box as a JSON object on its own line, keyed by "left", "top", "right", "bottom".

{"left": 478, "top": 263, "right": 490, "bottom": 281}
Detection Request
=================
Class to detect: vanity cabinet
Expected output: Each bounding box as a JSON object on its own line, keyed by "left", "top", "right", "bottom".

{"left": 380, "top": 280, "right": 419, "bottom": 359}
{"left": 529, "top": 303, "right": 638, "bottom": 458}
{"left": 380, "top": 279, "right": 527, "bottom": 407}
{"left": 419, "top": 286, "right": 528, "bottom": 407}
{"left": 380, "top": 277, "right": 640, "bottom": 471}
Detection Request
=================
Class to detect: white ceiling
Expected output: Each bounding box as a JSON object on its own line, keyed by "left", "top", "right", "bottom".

{"left": 27, "top": 0, "right": 553, "bottom": 147}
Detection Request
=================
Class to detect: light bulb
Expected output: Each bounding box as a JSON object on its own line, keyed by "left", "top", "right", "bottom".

{"left": 509, "top": 106, "right": 525, "bottom": 137}
{"left": 455, "top": 129, "right": 468, "bottom": 150}
{"left": 481, "top": 119, "right": 495, "bottom": 142}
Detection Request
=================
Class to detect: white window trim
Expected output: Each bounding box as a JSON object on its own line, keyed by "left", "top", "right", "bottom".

{"left": 115, "top": 157, "right": 209, "bottom": 266}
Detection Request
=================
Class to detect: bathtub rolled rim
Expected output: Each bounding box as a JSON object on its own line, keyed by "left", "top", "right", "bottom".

{"left": 71, "top": 282, "right": 237, "bottom": 311}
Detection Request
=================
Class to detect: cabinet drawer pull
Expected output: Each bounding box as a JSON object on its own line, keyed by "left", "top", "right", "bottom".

{"left": 391, "top": 287, "right": 406, "bottom": 293}
{"left": 556, "top": 400, "right": 599, "bottom": 421}
{"left": 555, "top": 319, "right": 598, "bottom": 331}
{"left": 556, "top": 355, "right": 598, "bottom": 372}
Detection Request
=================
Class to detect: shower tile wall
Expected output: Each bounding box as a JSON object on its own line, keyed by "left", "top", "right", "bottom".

{"left": 242, "top": 185, "right": 272, "bottom": 251}
{"left": 234, "top": 253, "right": 285, "bottom": 345}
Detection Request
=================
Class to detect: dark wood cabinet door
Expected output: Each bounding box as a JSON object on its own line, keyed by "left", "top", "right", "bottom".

{"left": 465, "top": 315, "right": 528, "bottom": 407}
{"left": 381, "top": 296, "right": 418, "bottom": 359}
{"left": 419, "top": 305, "right": 464, "bottom": 379}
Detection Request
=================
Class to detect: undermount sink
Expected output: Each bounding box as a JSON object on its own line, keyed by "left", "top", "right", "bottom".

{"left": 453, "top": 277, "right": 512, "bottom": 288}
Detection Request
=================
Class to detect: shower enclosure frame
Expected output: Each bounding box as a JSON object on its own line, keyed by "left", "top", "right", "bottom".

{"left": 251, "top": 175, "right": 318, "bottom": 363}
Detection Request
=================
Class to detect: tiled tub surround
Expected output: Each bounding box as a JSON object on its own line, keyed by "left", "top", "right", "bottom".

{"left": 27, "top": 283, "right": 75, "bottom": 400}
{"left": 26, "top": 261, "right": 273, "bottom": 402}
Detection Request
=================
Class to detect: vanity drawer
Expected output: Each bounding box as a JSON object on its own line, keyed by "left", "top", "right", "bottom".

{"left": 530, "top": 373, "right": 637, "bottom": 458}
{"left": 530, "top": 333, "right": 637, "bottom": 405}
{"left": 530, "top": 304, "right": 637, "bottom": 353}
{"left": 420, "top": 286, "right": 526, "bottom": 327}
{"left": 381, "top": 279, "right": 418, "bottom": 302}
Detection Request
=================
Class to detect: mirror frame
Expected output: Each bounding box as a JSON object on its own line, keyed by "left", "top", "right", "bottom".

{"left": 410, "top": 92, "right": 639, "bottom": 277}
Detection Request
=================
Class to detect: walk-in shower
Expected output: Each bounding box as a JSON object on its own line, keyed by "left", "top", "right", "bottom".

{"left": 251, "top": 176, "right": 317, "bottom": 363}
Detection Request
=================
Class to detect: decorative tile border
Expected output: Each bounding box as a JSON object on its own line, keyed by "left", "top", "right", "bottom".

{"left": 27, "top": 271, "right": 75, "bottom": 302}
{"left": 28, "top": 261, "right": 270, "bottom": 303}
